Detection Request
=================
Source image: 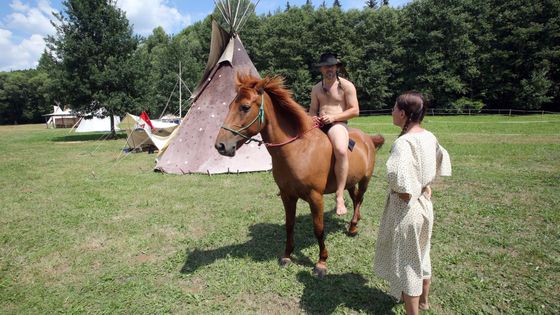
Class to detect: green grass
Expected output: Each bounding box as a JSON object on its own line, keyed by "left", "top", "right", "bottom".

{"left": 1, "top": 115, "right": 559, "bottom": 314}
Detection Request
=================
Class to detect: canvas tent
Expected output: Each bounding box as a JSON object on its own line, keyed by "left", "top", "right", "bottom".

{"left": 75, "top": 115, "right": 121, "bottom": 133}
{"left": 154, "top": 7, "right": 271, "bottom": 174}
{"left": 44, "top": 105, "right": 80, "bottom": 128}
{"left": 119, "top": 113, "right": 178, "bottom": 152}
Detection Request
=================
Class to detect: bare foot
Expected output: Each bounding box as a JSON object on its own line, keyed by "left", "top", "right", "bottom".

{"left": 336, "top": 198, "right": 347, "bottom": 216}
{"left": 419, "top": 302, "right": 429, "bottom": 310}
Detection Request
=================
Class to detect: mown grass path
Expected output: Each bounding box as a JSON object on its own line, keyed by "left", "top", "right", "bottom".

{"left": 1, "top": 115, "right": 559, "bottom": 314}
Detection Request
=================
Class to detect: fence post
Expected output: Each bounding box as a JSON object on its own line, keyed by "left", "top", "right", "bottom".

{"left": 509, "top": 109, "right": 512, "bottom": 116}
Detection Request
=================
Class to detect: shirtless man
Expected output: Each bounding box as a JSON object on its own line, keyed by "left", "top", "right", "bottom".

{"left": 309, "top": 52, "right": 359, "bottom": 216}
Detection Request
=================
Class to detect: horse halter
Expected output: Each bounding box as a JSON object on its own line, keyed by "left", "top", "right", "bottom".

{"left": 221, "top": 93, "right": 265, "bottom": 145}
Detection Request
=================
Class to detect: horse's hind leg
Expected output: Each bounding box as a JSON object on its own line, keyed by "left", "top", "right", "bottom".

{"left": 347, "top": 177, "right": 370, "bottom": 236}
{"left": 279, "top": 192, "right": 297, "bottom": 267}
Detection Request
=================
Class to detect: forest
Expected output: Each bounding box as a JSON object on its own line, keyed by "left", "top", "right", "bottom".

{"left": 0, "top": 0, "right": 558, "bottom": 125}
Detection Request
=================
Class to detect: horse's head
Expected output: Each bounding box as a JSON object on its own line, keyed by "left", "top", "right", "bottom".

{"left": 215, "top": 73, "right": 267, "bottom": 157}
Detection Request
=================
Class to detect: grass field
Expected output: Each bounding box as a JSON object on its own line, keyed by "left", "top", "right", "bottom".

{"left": 1, "top": 114, "right": 559, "bottom": 314}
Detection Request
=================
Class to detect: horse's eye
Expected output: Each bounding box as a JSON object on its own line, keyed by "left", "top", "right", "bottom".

{"left": 240, "top": 104, "right": 251, "bottom": 112}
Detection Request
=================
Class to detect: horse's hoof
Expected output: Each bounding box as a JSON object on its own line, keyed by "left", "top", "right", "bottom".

{"left": 279, "top": 257, "right": 292, "bottom": 267}
{"left": 312, "top": 265, "right": 327, "bottom": 279}
{"left": 348, "top": 223, "right": 359, "bottom": 237}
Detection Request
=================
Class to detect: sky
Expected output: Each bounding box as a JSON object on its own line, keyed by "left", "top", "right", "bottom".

{"left": 0, "top": 0, "right": 412, "bottom": 72}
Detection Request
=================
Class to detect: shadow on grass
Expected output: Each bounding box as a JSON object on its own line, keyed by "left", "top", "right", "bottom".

{"left": 297, "top": 271, "right": 397, "bottom": 314}
{"left": 52, "top": 132, "right": 127, "bottom": 142}
{"left": 181, "top": 210, "right": 348, "bottom": 273}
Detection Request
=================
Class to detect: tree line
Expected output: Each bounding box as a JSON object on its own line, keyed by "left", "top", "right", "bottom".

{"left": 0, "top": 0, "right": 558, "bottom": 125}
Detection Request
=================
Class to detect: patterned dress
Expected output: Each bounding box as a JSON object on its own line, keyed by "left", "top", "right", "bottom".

{"left": 374, "top": 130, "right": 452, "bottom": 299}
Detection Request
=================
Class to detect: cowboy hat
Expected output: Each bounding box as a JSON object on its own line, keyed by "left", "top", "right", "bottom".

{"left": 315, "top": 52, "right": 343, "bottom": 67}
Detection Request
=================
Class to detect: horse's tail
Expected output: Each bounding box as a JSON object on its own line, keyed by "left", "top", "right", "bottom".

{"left": 370, "top": 134, "right": 385, "bottom": 150}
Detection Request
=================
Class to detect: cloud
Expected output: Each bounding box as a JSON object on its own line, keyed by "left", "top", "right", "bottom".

{"left": 9, "top": 0, "right": 30, "bottom": 12}
{"left": 0, "top": 1, "right": 56, "bottom": 71}
{"left": 4, "top": 0, "right": 55, "bottom": 36}
{"left": 0, "top": 29, "right": 45, "bottom": 71}
{"left": 116, "top": 0, "right": 192, "bottom": 35}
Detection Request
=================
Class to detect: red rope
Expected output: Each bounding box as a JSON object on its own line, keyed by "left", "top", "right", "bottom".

{"left": 263, "top": 117, "right": 323, "bottom": 148}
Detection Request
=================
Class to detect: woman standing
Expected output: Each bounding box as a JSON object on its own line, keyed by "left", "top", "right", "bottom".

{"left": 374, "top": 92, "right": 452, "bottom": 315}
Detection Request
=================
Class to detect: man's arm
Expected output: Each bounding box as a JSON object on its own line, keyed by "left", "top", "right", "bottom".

{"left": 308, "top": 86, "right": 320, "bottom": 116}
{"left": 338, "top": 81, "right": 359, "bottom": 121}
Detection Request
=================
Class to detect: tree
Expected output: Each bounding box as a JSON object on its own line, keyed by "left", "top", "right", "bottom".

{"left": 46, "top": 0, "right": 140, "bottom": 137}
{"left": 399, "top": 0, "right": 479, "bottom": 108}
{"left": 366, "top": 0, "right": 377, "bottom": 9}
{"left": 351, "top": 7, "right": 404, "bottom": 109}
{"left": 333, "top": 0, "right": 342, "bottom": 8}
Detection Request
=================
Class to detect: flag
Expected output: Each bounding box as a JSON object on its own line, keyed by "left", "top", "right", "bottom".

{"left": 139, "top": 111, "right": 154, "bottom": 129}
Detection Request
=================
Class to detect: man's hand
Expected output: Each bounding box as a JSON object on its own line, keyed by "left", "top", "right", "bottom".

{"left": 319, "top": 114, "right": 335, "bottom": 124}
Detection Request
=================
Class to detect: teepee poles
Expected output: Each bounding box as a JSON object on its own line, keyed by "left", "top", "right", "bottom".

{"left": 213, "top": 0, "right": 259, "bottom": 33}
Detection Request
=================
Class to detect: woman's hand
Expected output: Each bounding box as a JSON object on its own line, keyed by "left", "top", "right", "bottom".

{"left": 424, "top": 186, "right": 432, "bottom": 200}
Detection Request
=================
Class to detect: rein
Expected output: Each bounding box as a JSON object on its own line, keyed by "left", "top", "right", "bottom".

{"left": 221, "top": 93, "right": 321, "bottom": 147}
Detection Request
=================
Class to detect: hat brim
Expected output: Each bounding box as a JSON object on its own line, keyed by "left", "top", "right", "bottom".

{"left": 315, "top": 61, "right": 342, "bottom": 67}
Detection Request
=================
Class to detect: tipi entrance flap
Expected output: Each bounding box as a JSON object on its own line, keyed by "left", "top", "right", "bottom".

{"left": 218, "top": 37, "right": 235, "bottom": 64}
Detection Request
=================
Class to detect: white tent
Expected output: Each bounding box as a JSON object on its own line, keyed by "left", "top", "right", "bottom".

{"left": 119, "top": 113, "right": 178, "bottom": 152}
{"left": 75, "top": 116, "right": 121, "bottom": 133}
{"left": 44, "top": 105, "right": 80, "bottom": 128}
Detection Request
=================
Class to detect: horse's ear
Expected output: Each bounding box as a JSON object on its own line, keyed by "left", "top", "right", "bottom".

{"left": 236, "top": 72, "right": 259, "bottom": 91}
{"left": 256, "top": 76, "right": 274, "bottom": 95}
{"left": 235, "top": 72, "right": 245, "bottom": 91}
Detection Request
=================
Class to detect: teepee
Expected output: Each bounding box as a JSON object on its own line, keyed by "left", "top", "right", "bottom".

{"left": 155, "top": 0, "right": 271, "bottom": 174}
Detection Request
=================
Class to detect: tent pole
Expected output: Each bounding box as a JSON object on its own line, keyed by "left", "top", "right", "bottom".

{"left": 179, "top": 61, "right": 182, "bottom": 118}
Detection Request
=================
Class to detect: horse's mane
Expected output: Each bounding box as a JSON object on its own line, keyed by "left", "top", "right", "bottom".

{"left": 236, "top": 73, "right": 312, "bottom": 134}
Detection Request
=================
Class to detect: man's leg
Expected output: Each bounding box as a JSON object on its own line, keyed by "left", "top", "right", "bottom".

{"left": 327, "top": 124, "right": 349, "bottom": 216}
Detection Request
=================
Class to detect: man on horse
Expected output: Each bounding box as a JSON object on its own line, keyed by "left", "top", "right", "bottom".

{"left": 309, "top": 52, "right": 360, "bottom": 216}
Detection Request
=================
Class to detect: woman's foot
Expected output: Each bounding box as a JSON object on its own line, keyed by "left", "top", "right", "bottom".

{"left": 419, "top": 278, "right": 431, "bottom": 311}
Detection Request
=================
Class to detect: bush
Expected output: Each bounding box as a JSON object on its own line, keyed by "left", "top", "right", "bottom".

{"left": 451, "top": 97, "right": 485, "bottom": 113}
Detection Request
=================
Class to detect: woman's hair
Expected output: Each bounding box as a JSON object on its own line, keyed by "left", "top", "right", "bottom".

{"left": 396, "top": 91, "right": 427, "bottom": 136}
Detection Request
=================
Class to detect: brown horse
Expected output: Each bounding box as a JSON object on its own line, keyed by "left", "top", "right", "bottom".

{"left": 215, "top": 74, "right": 384, "bottom": 277}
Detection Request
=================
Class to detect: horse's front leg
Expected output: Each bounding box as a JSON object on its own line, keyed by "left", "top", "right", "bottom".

{"left": 308, "top": 190, "right": 328, "bottom": 278}
{"left": 279, "top": 191, "right": 297, "bottom": 267}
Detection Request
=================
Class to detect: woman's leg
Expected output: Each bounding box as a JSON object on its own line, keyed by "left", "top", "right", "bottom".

{"left": 419, "top": 278, "right": 431, "bottom": 310}
{"left": 403, "top": 293, "right": 419, "bottom": 315}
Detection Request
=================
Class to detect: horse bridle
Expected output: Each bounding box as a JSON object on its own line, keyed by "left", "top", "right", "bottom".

{"left": 221, "top": 91, "right": 322, "bottom": 148}
{"left": 221, "top": 93, "right": 265, "bottom": 145}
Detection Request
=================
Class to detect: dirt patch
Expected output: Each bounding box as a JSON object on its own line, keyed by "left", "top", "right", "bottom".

{"left": 133, "top": 253, "right": 156, "bottom": 264}
{"left": 236, "top": 292, "right": 302, "bottom": 314}
{"left": 177, "top": 276, "right": 207, "bottom": 294}
{"left": 79, "top": 237, "right": 108, "bottom": 251}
